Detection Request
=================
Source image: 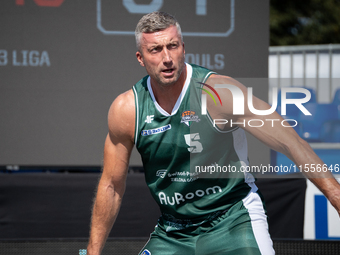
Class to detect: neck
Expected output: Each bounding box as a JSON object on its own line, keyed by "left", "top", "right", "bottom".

{"left": 151, "top": 65, "right": 187, "bottom": 114}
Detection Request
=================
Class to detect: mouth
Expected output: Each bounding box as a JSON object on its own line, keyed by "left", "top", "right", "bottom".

{"left": 161, "top": 68, "right": 175, "bottom": 77}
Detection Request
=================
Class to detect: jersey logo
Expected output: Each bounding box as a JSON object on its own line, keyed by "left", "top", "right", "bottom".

{"left": 141, "top": 124, "right": 171, "bottom": 136}
{"left": 141, "top": 249, "right": 151, "bottom": 255}
{"left": 145, "top": 115, "right": 154, "bottom": 123}
{"left": 181, "top": 110, "right": 200, "bottom": 126}
{"left": 158, "top": 186, "right": 222, "bottom": 206}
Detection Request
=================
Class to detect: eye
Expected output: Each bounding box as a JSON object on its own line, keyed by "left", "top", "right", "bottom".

{"left": 150, "top": 46, "right": 162, "bottom": 53}
{"left": 169, "top": 43, "right": 179, "bottom": 49}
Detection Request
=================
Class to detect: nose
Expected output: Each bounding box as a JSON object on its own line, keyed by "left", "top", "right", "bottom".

{"left": 162, "top": 48, "right": 172, "bottom": 64}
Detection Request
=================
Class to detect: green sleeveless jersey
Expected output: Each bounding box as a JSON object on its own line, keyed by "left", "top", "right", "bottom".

{"left": 133, "top": 63, "right": 255, "bottom": 227}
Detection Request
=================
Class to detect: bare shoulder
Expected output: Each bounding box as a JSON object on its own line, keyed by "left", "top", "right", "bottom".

{"left": 203, "top": 74, "right": 248, "bottom": 118}
{"left": 207, "top": 74, "right": 246, "bottom": 90}
{"left": 108, "top": 89, "right": 135, "bottom": 143}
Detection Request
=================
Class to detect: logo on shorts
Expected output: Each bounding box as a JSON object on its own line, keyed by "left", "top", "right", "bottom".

{"left": 156, "top": 169, "right": 167, "bottom": 178}
{"left": 181, "top": 110, "right": 200, "bottom": 126}
{"left": 141, "top": 249, "right": 151, "bottom": 255}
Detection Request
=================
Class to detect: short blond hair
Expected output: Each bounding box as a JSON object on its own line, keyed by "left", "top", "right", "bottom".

{"left": 135, "top": 11, "right": 183, "bottom": 51}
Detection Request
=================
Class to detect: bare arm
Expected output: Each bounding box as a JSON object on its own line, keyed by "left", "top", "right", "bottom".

{"left": 206, "top": 75, "right": 340, "bottom": 215}
{"left": 241, "top": 86, "right": 340, "bottom": 214}
{"left": 87, "top": 90, "right": 135, "bottom": 255}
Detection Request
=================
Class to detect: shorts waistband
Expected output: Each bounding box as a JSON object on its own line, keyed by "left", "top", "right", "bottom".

{"left": 159, "top": 208, "right": 229, "bottom": 232}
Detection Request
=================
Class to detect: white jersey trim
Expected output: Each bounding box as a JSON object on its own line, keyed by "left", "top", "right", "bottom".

{"left": 242, "top": 189, "right": 275, "bottom": 255}
{"left": 132, "top": 86, "right": 139, "bottom": 145}
{"left": 147, "top": 63, "right": 193, "bottom": 117}
{"left": 231, "top": 128, "right": 255, "bottom": 183}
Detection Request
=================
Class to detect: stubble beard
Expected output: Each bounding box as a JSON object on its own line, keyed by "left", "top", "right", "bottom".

{"left": 153, "top": 55, "right": 186, "bottom": 87}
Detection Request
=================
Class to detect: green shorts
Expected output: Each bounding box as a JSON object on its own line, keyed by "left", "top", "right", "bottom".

{"left": 138, "top": 189, "right": 274, "bottom": 255}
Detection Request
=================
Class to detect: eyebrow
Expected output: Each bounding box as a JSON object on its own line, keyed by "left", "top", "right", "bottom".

{"left": 148, "top": 39, "right": 179, "bottom": 48}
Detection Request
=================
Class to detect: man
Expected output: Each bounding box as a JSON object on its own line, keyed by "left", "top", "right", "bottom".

{"left": 87, "top": 12, "right": 340, "bottom": 255}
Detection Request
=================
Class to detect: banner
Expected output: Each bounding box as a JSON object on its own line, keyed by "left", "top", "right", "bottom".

{"left": 0, "top": 0, "right": 269, "bottom": 166}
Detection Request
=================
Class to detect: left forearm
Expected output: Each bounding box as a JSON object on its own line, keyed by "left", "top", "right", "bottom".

{"left": 286, "top": 137, "right": 340, "bottom": 214}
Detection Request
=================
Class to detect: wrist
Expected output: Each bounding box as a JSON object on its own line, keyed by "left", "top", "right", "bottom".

{"left": 321, "top": 179, "right": 340, "bottom": 212}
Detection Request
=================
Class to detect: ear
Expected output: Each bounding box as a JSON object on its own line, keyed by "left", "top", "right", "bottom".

{"left": 182, "top": 42, "right": 185, "bottom": 56}
{"left": 136, "top": 51, "right": 145, "bottom": 67}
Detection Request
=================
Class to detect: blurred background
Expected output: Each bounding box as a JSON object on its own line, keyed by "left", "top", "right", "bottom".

{"left": 0, "top": 0, "right": 340, "bottom": 254}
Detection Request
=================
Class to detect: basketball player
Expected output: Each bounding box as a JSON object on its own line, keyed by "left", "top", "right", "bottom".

{"left": 87, "top": 12, "right": 340, "bottom": 255}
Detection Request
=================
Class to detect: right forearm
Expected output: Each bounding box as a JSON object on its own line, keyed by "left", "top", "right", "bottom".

{"left": 87, "top": 101, "right": 133, "bottom": 254}
{"left": 87, "top": 181, "right": 123, "bottom": 255}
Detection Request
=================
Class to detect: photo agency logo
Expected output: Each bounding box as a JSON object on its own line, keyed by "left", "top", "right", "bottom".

{"left": 199, "top": 82, "right": 313, "bottom": 128}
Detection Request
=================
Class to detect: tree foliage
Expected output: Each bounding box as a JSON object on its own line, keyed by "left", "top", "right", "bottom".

{"left": 270, "top": 0, "right": 340, "bottom": 45}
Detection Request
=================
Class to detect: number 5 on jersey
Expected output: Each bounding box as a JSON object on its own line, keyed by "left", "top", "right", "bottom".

{"left": 184, "top": 133, "right": 203, "bottom": 153}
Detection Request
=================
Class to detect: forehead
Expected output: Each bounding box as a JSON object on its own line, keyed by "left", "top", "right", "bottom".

{"left": 141, "top": 25, "right": 181, "bottom": 47}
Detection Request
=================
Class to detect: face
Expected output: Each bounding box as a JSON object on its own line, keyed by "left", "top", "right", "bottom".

{"left": 136, "top": 25, "right": 185, "bottom": 87}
